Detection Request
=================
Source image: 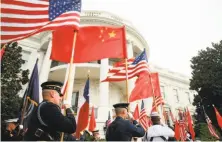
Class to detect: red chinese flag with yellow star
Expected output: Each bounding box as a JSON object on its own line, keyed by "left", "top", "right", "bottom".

{"left": 50, "top": 26, "right": 127, "bottom": 63}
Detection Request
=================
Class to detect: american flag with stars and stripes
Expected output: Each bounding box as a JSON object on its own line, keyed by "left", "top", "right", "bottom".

{"left": 102, "top": 49, "right": 149, "bottom": 82}
{"left": 139, "top": 100, "right": 149, "bottom": 130}
{"left": 205, "top": 112, "right": 220, "bottom": 139}
{"left": 1, "top": 0, "right": 81, "bottom": 44}
{"left": 178, "top": 120, "right": 187, "bottom": 141}
{"left": 151, "top": 95, "right": 164, "bottom": 112}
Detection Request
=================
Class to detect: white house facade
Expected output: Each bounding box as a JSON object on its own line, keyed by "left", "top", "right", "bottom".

{"left": 18, "top": 10, "right": 195, "bottom": 136}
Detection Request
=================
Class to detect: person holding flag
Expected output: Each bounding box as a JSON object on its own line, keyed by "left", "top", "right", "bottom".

{"left": 144, "top": 112, "right": 175, "bottom": 141}
{"left": 23, "top": 81, "right": 76, "bottom": 141}
{"left": 106, "top": 103, "right": 145, "bottom": 141}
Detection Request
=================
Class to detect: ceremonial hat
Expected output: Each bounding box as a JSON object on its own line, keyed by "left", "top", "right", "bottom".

{"left": 41, "top": 81, "right": 63, "bottom": 96}
{"left": 4, "top": 118, "right": 18, "bottom": 123}
{"left": 113, "top": 103, "right": 129, "bottom": 109}
{"left": 150, "top": 112, "right": 160, "bottom": 117}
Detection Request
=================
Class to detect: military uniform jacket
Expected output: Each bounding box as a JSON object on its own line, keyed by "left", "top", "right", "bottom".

{"left": 144, "top": 124, "right": 175, "bottom": 141}
{"left": 24, "top": 101, "right": 76, "bottom": 141}
{"left": 106, "top": 116, "right": 145, "bottom": 141}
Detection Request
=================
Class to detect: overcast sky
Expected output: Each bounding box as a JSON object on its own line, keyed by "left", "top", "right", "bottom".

{"left": 82, "top": 0, "right": 222, "bottom": 77}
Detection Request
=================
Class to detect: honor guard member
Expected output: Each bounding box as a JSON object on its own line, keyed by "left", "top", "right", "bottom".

{"left": 144, "top": 112, "right": 175, "bottom": 141}
{"left": 2, "top": 118, "right": 20, "bottom": 141}
{"left": 106, "top": 103, "right": 145, "bottom": 141}
{"left": 24, "top": 81, "right": 76, "bottom": 141}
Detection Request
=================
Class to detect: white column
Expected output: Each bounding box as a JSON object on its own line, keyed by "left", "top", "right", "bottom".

{"left": 127, "top": 40, "right": 136, "bottom": 111}
{"left": 65, "top": 64, "right": 76, "bottom": 105}
{"left": 37, "top": 50, "right": 45, "bottom": 72}
{"left": 39, "top": 40, "right": 52, "bottom": 102}
{"left": 97, "top": 59, "right": 109, "bottom": 121}
{"left": 19, "top": 50, "right": 39, "bottom": 97}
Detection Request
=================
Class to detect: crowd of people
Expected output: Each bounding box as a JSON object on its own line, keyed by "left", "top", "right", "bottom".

{"left": 1, "top": 81, "right": 196, "bottom": 141}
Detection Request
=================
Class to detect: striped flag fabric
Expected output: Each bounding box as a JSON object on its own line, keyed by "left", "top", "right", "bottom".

{"left": 102, "top": 49, "right": 149, "bottom": 82}
{"left": 1, "top": 0, "right": 81, "bottom": 44}
{"left": 178, "top": 120, "right": 187, "bottom": 141}
{"left": 151, "top": 95, "right": 164, "bottom": 112}
{"left": 204, "top": 112, "right": 220, "bottom": 139}
{"left": 104, "top": 58, "right": 135, "bottom": 78}
{"left": 139, "top": 100, "right": 149, "bottom": 130}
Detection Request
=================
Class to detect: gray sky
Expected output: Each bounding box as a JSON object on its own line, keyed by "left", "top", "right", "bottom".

{"left": 82, "top": 0, "right": 222, "bottom": 76}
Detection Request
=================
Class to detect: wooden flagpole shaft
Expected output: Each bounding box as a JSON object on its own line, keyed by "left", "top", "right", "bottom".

{"left": 63, "top": 31, "right": 78, "bottom": 100}
{"left": 161, "top": 105, "right": 166, "bottom": 124}
{"left": 125, "top": 58, "right": 129, "bottom": 103}
{"left": 148, "top": 73, "right": 160, "bottom": 114}
{"left": 61, "top": 31, "right": 78, "bottom": 142}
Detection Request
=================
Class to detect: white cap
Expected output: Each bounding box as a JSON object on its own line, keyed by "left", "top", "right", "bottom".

{"left": 150, "top": 112, "right": 160, "bottom": 117}
{"left": 5, "top": 118, "right": 18, "bottom": 123}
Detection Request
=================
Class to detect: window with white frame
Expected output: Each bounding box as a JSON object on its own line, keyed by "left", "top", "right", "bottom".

{"left": 160, "top": 86, "right": 165, "bottom": 98}
{"left": 21, "top": 50, "right": 31, "bottom": 69}
{"left": 173, "top": 89, "right": 179, "bottom": 103}
{"left": 186, "top": 92, "right": 191, "bottom": 104}
{"left": 71, "top": 91, "right": 80, "bottom": 113}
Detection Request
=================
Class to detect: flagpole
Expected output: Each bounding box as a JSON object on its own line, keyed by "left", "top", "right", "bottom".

{"left": 148, "top": 73, "right": 159, "bottom": 114}
{"left": 125, "top": 58, "right": 129, "bottom": 103}
{"left": 61, "top": 30, "right": 78, "bottom": 142}
{"left": 18, "top": 59, "right": 39, "bottom": 136}
{"left": 161, "top": 105, "right": 166, "bottom": 124}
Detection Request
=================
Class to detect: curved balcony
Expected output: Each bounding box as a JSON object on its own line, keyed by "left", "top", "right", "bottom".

{"left": 49, "top": 58, "right": 123, "bottom": 82}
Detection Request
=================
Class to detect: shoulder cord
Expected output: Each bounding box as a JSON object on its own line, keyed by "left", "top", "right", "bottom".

{"left": 37, "top": 102, "right": 48, "bottom": 127}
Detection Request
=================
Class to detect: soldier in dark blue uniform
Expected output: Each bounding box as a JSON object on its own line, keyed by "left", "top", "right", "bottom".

{"left": 1, "top": 118, "right": 24, "bottom": 141}
{"left": 106, "top": 103, "right": 145, "bottom": 141}
{"left": 24, "top": 81, "right": 76, "bottom": 141}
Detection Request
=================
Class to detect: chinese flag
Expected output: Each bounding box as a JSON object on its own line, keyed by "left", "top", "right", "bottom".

{"left": 129, "top": 72, "right": 153, "bottom": 102}
{"left": 88, "top": 106, "right": 96, "bottom": 132}
{"left": 129, "top": 72, "right": 161, "bottom": 102}
{"left": 213, "top": 105, "right": 222, "bottom": 129}
{"left": 174, "top": 120, "right": 180, "bottom": 141}
{"left": 133, "top": 104, "right": 140, "bottom": 120}
{"left": 186, "top": 108, "right": 195, "bottom": 140}
{"left": 50, "top": 26, "right": 127, "bottom": 63}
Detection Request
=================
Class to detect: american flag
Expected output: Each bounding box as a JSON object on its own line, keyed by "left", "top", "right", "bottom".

{"left": 139, "top": 100, "right": 149, "bottom": 130}
{"left": 102, "top": 49, "right": 149, "bottom": 82}
{"left": 178, "top": 120, "right": 187, "bottom": 141}
{"left": 205, "top": 112, "right": 220, "bottom": 139}
{"left": 1, "top": 0, "right": 81, "bottom": 44}
{"left": 151, "top": 95, "right": 164, "bottom": 112}
{"left": 107, "top": 58, "right": 135, "bottom": 75}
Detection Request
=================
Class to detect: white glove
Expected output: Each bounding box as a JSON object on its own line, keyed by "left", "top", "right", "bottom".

{"left": 128, "top": 112, "right": 134, "bottom": 120}
{"left": 63, "top": 100, "right": 70, "bottom": 105}
{"left": 19, "top": 125, "right": 23, "bottom": 130}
